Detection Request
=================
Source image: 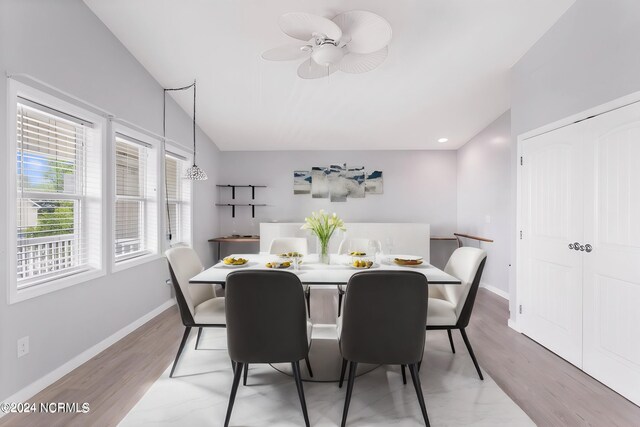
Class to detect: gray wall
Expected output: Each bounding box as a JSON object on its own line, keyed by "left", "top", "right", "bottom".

{"left": 509, "top": 0, "right": 640, "bottom": 319}
{"left": 457, "top": 111, "right": 511, "bottom": 294}
{"left": 0, "top": 0, "right": 219, "bottom": 400}
{"left": 217, "top": 150, "right": 459, "bottom": 268}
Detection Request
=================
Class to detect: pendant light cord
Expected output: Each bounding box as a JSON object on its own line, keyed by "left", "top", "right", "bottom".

{"left": 192, "top": 80, "right": 197, "bottom": 166}
{"left": 163, "top": 79, "right": 197, "bottom": 242}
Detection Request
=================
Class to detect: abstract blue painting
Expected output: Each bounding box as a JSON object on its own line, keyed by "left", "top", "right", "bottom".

{"left": 293, "top": 171, "right": 311, "bottom": 194}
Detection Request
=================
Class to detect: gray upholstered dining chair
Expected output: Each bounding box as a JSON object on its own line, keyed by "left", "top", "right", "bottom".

{"left": 165, "top": 246, "right": 226, "bottom": 377}
{"left": 223, "top": 270, "right": 313, "bottom": 427}
{"left": 268, "top": 237, "right": 312, "bottom": 315}
{"left": 338, "top": 271, "right": 430, "bottom": 427}
{"left": 426, "top": 247, "right": 487, "bottom": 380}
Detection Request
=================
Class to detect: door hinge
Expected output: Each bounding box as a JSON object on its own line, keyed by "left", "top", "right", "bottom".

{"left": 519, "top": 304, "right": 523, "bottom": 314}
{"left": 520, "top": 230, "right": 523, "bottom": 240}
{"left": 520, "top": 156, "right": 523, "bottom": 166}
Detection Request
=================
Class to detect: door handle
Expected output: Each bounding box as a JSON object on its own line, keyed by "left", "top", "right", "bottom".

{"left": 585, "top": 244, "right": 593, "bottom": 253}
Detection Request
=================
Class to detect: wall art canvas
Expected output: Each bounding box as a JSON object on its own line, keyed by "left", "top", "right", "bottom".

{"left": 328, "top": 163, "right": 347, "bottom": 202}
{"left": 345, "top": 166, "right": 365, "bottom": 198}
{"left": 311, "top": 167, "right": 329, "bottom": 198}
{"left": 293, "top": 170, "right": 311, "bottom": 194}
{"left": 365, "top": 170, "right": 384, "bottom": 194}
{"left": 297, "top": 164, "right": 383, "bottom": 201}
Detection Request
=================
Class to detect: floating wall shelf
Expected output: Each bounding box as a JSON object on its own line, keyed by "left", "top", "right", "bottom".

{"left": 215, "top": 203, "right": 266, "bottom": 218}
{"left": 216, "top": 184, "right": 266, "bottom": 200}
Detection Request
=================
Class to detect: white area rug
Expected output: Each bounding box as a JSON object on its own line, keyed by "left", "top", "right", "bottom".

{"left": 120, "top": 328, "right": 533, "bottom": 426}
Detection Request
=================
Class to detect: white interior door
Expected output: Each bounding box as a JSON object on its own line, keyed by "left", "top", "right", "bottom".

{"left": 582, "top": 102, "right": 640, "bottom": 405}
{"left": 520, "top": 122, "right": 586, "bottom": 367}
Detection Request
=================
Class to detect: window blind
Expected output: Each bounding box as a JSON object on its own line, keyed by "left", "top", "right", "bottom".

{"left": 16, "top": 101, "right": 98, "bottom": 287}
{"left": 114, "top": 136, "right": 152, "bottom": 261}
{"left": 165, "top": 151, "right": 191, "bottom": 244}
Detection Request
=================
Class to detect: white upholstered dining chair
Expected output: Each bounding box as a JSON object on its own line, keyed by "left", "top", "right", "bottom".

{"left": 425, "top": 247, "right": 487, "bottom": 379}
{"left": 165, "top": 246, "right": 226, "bottom": 377}
{"left": 268, "top": 238, "right": 311, "bottom": 315}
{"left": 336, "top": 238, "right": 382, "bottom": 315}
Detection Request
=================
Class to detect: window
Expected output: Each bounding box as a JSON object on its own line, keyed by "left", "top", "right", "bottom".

{"left": 113, "top": 129, "right": 159, "bottom": 264}
{"left": 165, "top": 148, "right": 192, "bottom": 245}
{"left": 12, "top": 87, "right": 104, "bottom": 299}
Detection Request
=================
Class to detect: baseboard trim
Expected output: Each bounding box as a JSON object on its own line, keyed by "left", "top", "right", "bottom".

{"left": 480, "top": 282, "right": 509, "bottom": 300}
{"left": 0, "top": 299, "right": 176, "bottom": 415}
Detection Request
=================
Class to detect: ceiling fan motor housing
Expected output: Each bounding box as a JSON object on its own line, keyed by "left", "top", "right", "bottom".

{"left": 311, "top": 43, "right": 344, "bottom": 66}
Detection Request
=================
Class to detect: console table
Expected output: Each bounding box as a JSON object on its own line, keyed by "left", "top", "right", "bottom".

{"left": 208, "top": 236, "right": 260, "bottom": 260}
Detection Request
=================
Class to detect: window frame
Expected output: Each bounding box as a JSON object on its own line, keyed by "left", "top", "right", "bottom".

{"left": 110, "top": 123, "right": 162, "bottom": 273}
{"left": 7, "top": 80, "right": 107, "bottom": 304}
{"left": 164, "top": 143, "right": 193, "bottom": 249}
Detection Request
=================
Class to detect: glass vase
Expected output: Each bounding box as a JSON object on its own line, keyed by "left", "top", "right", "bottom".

{"left": 317, "top": 237, "right": 330, "bottom": 264}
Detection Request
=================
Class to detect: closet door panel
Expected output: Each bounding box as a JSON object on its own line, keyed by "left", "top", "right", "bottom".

{"left": 520, "top": 122, "right": 585, "bottom": 367}
{"left": 583, "top": 101, "right": 640, "bottom": 406}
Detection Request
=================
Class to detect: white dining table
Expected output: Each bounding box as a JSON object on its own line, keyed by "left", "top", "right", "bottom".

{"left": 189, "top": 253, "right": 461, "bottom": 286}
{"left": 189, "top": 253, "right": 461, "bottom": 382}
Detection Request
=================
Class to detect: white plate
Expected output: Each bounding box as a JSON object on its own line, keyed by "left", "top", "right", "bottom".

{"left": 349, "top": 263, "right": 378, "bottom": 270}
{"left": 265, "top": 262, "right": 292, "bottom": 270}
{"left": 218, "top": 260, "right": 250, "bottom": 268}
{"left": 392, "top": 255, "right": 423, "bottom": 261}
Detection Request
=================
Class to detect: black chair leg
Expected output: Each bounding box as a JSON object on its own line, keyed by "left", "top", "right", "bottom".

{"left": 341, "top": 361, "right": 358, "bottom": 427}
{"left": 339, "top": 358, "right": 348, "bottom": 388}
{"left": 292, "top": 361, "right": 311, "bottom": 427}
{"left": 224, "top": 361, "right": 243, "bottom": 427}
{"left": 170, "top": 326, "right": 191, "bottom": 378}
{"left": 243, "top": 363, "right": 249, "bottom": 386}
{"left": 408, "top": 364, "right": 430, "bottom": 427}
{"left": 195, "top": 327, "right": 203, "bottom": 350}
{"left": 304, "top": 356, "right": 314, "bottom": 378}
{"left": 460, "top": 328, "right": 483, "bottom": 380}
{"left": 306, "top": 288, "right": 311, "bottom": 317}
{"left": 447, "top": 329, "right": 455, "bottom": 354}
{"left": 338, "top": 290, "right": 343, "bottom": 316}
{"left": 401, "top": 364, "right": 407, "bottom": 384}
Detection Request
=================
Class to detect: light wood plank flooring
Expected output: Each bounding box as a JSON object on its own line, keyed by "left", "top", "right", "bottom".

{"left": 1, "top": 288, "right": 638, "bottom": 426}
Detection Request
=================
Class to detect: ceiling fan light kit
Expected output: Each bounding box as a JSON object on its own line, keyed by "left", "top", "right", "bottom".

{"left": 262, "top": 10, "right": 392, "bottom": 79}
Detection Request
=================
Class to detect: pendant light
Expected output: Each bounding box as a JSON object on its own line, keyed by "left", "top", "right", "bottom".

{"left": 163, "top": 79, "right": 208, "bottom": 181}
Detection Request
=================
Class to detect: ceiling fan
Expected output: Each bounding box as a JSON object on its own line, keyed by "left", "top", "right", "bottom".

{"left": 262, "top": 10, "right": 392, "bottom": 79}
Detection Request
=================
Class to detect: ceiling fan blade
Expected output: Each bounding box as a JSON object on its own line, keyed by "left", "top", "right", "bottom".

{"left": 297, "top": 58, "right": 338, "bottom": 79}
{"left": 279, "top": 12, "right": 343, "bottom": 42}
{"left": 338, "top": 46, "right": 388, "bottom": 74}
{"left": 332, "top": 10, "right": 392, "bottom": 54}
{"left": 262, "top": 44, "right": 310, "bottom": 61}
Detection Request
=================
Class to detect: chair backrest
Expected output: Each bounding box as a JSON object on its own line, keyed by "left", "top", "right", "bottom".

{"left": 165, "top": 246, "right": 213, "bottom": 325}
{"left": 337, "top": 238, "right": 381, "bottom": 255}
{"left": 441, "top": 247, "right": 487, "bottom": 322}
{"left": 269, "top": 237, "right": 309, "bottom": 255}
{"left": 225, "top": 270, "right": 309, "bottom": 363}
{"left": 340, "top": 271, "right": 428, "bottom": 365}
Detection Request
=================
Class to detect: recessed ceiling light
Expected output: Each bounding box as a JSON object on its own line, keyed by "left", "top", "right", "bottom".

{"left": 438, "top": 138, "right": 448, "bottom": 143}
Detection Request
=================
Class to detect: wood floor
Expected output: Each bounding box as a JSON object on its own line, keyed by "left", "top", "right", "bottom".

{"left": 1, "top": 288, "right": 639, "bottom": 426}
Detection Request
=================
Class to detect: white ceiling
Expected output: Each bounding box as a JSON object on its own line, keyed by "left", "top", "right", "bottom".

{"left": 84, "top": 0, "right": 574, "bottom": 151}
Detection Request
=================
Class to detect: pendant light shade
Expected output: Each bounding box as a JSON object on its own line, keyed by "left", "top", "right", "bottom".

{"left": 184, "top": 164, "right": 208, "bottom": 180}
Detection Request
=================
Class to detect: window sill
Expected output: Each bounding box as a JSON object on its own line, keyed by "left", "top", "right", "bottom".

{"left": 9, "top": 268, "right": 106, "bottom": 305}
{"left": 112, "top": 252, "right": 162, "bottom": 273}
